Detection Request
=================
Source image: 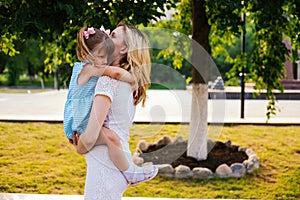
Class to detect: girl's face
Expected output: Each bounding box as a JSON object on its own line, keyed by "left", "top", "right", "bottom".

{"left": 93, "top": 49, "right": 108, "bottom": 67}
{"left": 110, "top": 26, "right": 127, "bottom": 61}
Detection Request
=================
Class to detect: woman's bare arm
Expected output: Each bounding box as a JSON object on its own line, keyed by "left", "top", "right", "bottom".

{"left": 76, "top": 94, "right": 111, "bottom": 154}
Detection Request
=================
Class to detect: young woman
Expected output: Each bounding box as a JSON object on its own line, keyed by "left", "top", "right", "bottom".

{"left": 64, "top": 25, "right": 157, "bottom": 188}
{"left": 72, "top": 23, "right": 156, "bottom": 199}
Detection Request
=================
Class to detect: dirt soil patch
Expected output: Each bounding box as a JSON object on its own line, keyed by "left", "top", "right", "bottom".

{"left": 140, "top": 140, "right": 248, "bottom": 172}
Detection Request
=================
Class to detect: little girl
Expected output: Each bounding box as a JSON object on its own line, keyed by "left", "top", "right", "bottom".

{"left": 63, "top": 26, "right": 157, "bottom": 186}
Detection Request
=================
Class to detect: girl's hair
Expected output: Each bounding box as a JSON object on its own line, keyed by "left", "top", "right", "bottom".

{"left": 76, "top": 26, "right": 114, "bottom": 63}
{"left": 87, "top": 38, "right": 115, "bottom": 66}
{"left": 117, "top": 22, "right": 151, "bottom": 107}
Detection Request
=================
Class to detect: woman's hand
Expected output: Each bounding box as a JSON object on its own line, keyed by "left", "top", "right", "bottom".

{"left": 76, "top": 95, "right": 111, "bottom": 154}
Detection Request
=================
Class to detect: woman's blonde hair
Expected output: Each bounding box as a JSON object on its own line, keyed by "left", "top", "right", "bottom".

{"left": 117, "top": 22, "right": 151, "bottom": 107}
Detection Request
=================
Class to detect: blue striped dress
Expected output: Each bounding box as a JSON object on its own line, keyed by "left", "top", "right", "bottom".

{"left": 63, "top": 62, "right": 99, "bottom": 139}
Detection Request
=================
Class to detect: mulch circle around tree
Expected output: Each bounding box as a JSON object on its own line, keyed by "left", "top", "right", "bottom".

{"left": 139, "top": 140, "right": 248, "bottom": 172}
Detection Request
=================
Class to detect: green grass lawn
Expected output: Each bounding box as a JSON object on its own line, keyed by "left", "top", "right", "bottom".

{"left": 0, "top": 73, "right": 55, "bottom": 88}
{"left": 0, "top": 122, "right": 299, "bottom": 199}
{"left": 0, "top": 88, "right": 54, "bottom": 94}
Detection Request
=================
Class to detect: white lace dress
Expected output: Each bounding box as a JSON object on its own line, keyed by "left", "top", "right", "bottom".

{"left": 84, "top": 76, "right": 136, "bottom": 200}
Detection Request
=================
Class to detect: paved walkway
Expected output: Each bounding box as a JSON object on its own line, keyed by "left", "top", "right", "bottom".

{"left": 0, "top": 89, "right": 299, "bottom": 125}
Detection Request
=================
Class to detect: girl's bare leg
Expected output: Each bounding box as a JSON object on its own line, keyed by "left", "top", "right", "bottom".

{"left": 96, "top": 128, "right": 158, "bottom": 186}
{"left": 97, "top": 128, "right": 130, "bottom": 172}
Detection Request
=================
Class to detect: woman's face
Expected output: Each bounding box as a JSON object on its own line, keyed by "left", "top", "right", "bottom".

{"left": 109, "top": 26, "right": 127, "bottom": 61}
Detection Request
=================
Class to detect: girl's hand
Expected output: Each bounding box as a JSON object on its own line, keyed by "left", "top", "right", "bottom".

{"left": 78, "top": 64, "right": 106, "bottom": 86}
{"left": 71, "top": 132, "right": 80, "bottom": 151}
{"left": 72, "top": 132, "right": 79, "bottom": 145}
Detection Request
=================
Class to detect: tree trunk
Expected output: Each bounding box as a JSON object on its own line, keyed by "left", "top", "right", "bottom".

{"left": 28, "top": 63, "right": 35, "bottom": 84}
{"left": 188, "top": 83, "right": 208, "bottom": 160}
{"left": 187, "top": 0, "right": 211, "bottom": 161}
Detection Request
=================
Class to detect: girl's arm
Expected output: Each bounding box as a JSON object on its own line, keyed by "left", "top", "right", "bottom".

{"left": 77, "top": 64, "right": 104, "bottom": 86}
{"left": 76, "top": 94, "right": 111, "bottom": 154}
{"left": 77, "top": 64, "right": 133, "bottom": 86}
{"left": 102, "top": 66, "right": 133, "bottom": 84}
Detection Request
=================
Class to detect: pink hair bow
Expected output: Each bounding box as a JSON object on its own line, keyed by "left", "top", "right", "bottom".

{"left": 83, "top": 27, "right": 96, "bottom": 39}
{"left": 100, "top": 25, "right": 110, "bottom": 36}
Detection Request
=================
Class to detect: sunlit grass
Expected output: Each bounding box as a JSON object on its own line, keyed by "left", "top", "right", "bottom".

{"left": 0, "top": 73, "right": 55, "bottom": 89}
{"left": 0, "top": 122, "right": 299, "bottom": 199}
{"left": 0, "top": 88, "right": 53, "bottom": 93}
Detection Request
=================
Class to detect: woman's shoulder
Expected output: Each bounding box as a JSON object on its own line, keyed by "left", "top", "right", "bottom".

{"left": 97, "top": 76, "right": 131, "bottom": 87}
{"left": 95, "top": 76, "right": 131, "bottom": 96}
{"left": 95, "top": 76, "right": 117, "bottom": 89}
{"left": 97, "top": 76, "right": 118, "bottom": 84}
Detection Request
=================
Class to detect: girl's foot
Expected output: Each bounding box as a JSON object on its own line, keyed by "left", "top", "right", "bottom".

{"left": 123, "top": 165, "right": 158, "bottom": 186}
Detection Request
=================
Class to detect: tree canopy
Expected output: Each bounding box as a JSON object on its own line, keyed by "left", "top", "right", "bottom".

{"left": 178, "top": 0, "right": 300, "bottom": 118}
{"left": 1, "top": 0, "right": 300, "bottom": 119}
{"left": 239, "top": 0, "right": 299, "bottom": 118}
{"left": 1, "top": 0, "right": 177, "bottom": 40}
{"left": 0, "top": 0, "right": 177, "bottom": 85}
